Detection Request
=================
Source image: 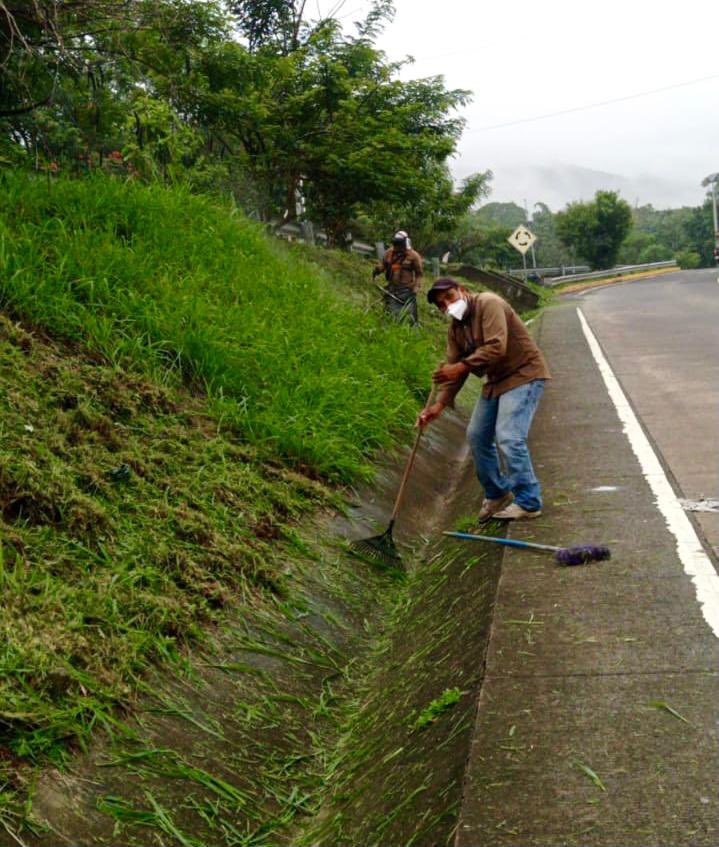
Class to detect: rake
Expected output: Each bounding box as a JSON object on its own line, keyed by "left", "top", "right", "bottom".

{"left": 351, "top": 385, "right": 437, "bottom": 569}
{"left": 443, "top": 531, "right": 611, "bottom": 566}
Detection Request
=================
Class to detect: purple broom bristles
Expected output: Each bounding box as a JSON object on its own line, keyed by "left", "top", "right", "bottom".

{"left": 554, "top": 545, "right": 612, "bottom": 566}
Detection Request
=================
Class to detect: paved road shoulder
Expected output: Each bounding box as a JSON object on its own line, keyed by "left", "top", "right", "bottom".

{"left": 455, "top": 302, "right": 719, "bottom": 847}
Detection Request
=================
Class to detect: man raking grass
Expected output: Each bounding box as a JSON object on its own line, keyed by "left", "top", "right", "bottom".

{"left": 418, "top": 278, "right": 551, "bottom": 522}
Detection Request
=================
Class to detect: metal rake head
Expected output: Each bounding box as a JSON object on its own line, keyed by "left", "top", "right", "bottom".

{"left": 555, "top": 545, "right": 612, "bottom": 566}
{"left": 350, "top": 526, "right": 403, "bottom": 570}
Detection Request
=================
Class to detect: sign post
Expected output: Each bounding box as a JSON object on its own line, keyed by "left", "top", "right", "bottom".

{"left": 507, "top": 226, "right": 537, "bottom": 278}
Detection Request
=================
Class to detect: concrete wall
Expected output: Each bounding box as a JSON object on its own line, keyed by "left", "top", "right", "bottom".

{"left": 449, "top": 264, "right": 540, "bottom": 312}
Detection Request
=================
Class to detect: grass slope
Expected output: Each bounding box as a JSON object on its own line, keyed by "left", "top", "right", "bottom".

{"left": 0, "top": 172, "right": 442, "bottom": 483}
{"left": 0, "top": 173, "right": 447, "bottom": 840}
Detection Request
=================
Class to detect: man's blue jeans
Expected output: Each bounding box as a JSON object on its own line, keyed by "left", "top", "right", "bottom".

{"left": 466, "top": 379, "right": 545, "bottom": 512}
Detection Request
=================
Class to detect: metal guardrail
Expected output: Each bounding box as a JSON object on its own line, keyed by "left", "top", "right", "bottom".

{"left": 510, "top": 265, "right": 590, "bottom": 278}
{"left": 545, "top": 260, "right": 678, "bottom": 287}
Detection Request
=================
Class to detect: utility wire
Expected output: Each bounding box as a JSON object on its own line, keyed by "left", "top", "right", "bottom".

{"left": 466, "top": 73, "right": 719, "bottom": 133}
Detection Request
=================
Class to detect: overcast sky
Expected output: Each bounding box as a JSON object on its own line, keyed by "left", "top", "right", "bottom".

{"left": 334, "top": 0, "right": 719, "bottom": 211}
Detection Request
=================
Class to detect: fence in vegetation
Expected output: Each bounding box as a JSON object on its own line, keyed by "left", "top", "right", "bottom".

{"left": 274, "top": 220, "right": 380, "bottom": 259}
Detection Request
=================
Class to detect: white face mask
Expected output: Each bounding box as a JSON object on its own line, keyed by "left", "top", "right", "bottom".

{"left": 446, "top": 297, "right": 468, "bottom": 321}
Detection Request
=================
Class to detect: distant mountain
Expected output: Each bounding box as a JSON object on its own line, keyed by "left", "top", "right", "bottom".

{"left": 476, "top": 163, "right": 703, "bottom": 212}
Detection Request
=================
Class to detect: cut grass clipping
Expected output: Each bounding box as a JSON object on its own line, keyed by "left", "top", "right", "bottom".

{"left": 649, "top": 701, "right": 692, "bottom": 725}
{"left": 574, "top": 760, "right": 607, "bottom": 792}
{"left": 0, "top": 313, "right": 330, "bottom": 784}
{"left": 412, "top": 688, "right": 464, "bottom": 731}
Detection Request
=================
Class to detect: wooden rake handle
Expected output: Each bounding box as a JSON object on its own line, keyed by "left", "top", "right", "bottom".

{"left": 389, "top": 383, "right": 438, "bottom": 524}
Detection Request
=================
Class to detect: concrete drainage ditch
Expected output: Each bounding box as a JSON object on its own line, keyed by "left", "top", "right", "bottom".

{"left": 26, "top": 398, "right": 503, "bottom": 847}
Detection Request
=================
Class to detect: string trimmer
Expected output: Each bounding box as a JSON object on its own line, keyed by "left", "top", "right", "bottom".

{"left": 374, "top": 282, "right": 405, "bottom": 304}
{"left": 351, "top": 385, "right": 437, "bottom": 569}
{"left": 443, "top": 531, "right": 611, "bottom": 566}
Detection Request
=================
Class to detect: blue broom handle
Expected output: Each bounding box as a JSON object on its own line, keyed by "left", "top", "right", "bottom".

{"left": 443, "top": 531, "right": 559, "bottom": 553}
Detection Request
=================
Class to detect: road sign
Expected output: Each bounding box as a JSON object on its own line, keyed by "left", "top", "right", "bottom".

{"left": 508, "top": 226, "right": 537, "bottom": 255}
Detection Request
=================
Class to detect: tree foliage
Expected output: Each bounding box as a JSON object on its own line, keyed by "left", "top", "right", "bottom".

{"left": 613, "top": 202, "right": 714, "bottom": 267}
{"left": 683, "top": 199, "right": 714, "bottom": 267}
{"left": 0, "top": 0, "right": 482, "bottom": 246}
{"left": 229, "top": 0, "right": 307, "bottom": 52}
{"left": 525, "top": 202, "right": 573, "bottom": 268}
{"left": 475, "top": 201, "right": 526, "bottom": 229}
{"left": 0, "top": 0, "right": 134, "bottom": 112}
{"left": 555, "top": 190, "right": 633, "bottom": 270}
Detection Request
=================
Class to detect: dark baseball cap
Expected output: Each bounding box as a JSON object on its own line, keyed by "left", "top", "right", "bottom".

{"left": 427, "top": 277, "right": 459, "bottom": 304}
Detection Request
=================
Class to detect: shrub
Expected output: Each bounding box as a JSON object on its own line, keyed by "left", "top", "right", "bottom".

{"left": 675, "top": 250, "right": 701, "bottom": 270}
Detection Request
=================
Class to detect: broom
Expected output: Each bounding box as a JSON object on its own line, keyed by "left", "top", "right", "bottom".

{"left": 443, "top": 531, "right": 611, "bottom": 566}
{"left": 350, "top": 385, "right": 437, "bottom": 569}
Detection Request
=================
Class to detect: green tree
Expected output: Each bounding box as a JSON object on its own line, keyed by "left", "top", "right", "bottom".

{"left": 0, "top": 0, "right": 485, "bottom": 249}
{"left": 463, "top": 224, "right": 518, "bottom": 269}
{"left": 229, "top": 0, "right": 308, "bottom": 52}
{"left": 683, "top": 199, "right": 714, "bottom": 266}
{"left": 294, "top": 27, "right": 473, "bottom": 243}
{"left": 0, "top": 0, "right": 227, "bottom": 169}
{"left": 178, "top": 7, "right": 479, "bottom": 240}
{"left": 475, "top": 201, "right": 526, "bottom": 228}
{"left": 361, "top": 171, "right": 491, "bottom": 254}
{"left": 436, "top": 215, "right": 516, "bottom": 270}
{"left": 675, "top": 250, "right": 701, "bottom": 269}
{"left": 529, "top": 202, "right": 574, "bottom": 268}
{"left": 637, "top": 242, "right": 672, "bottom": 263}
{"left": 632, "top": 204, "right": 694, "bottom": 252}
{"left": 616, "top": 230, "right": 657, "bottom": 264}
{"left": 438, "top": 198, "right": 576, "bottom": 271}
{"left": 0, "top": 0, "right": 129, "bottom": 117}
{"left": 229, "top": 0, "right": 396, "bottom": 53}
{"left": 555, "top": 190, "right": 632, "bottom": 270}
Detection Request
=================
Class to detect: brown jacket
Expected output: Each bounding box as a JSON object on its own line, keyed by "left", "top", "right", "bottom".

{"left": 375, "top": 248, "right": 424, "bottom": 292}
{"left": 438, "top": 291, "right": 551, "bottom": 404}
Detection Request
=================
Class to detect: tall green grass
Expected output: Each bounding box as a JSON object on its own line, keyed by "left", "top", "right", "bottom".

{"left": 0, "top": 173, "right": 441, "bottom": 481}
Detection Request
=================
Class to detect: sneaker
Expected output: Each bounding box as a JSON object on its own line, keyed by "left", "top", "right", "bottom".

{"left": 493, "top": 503, "right": 542, "bottom": 521}
{"left": 477, "top": 492, "right": 513, "bottom": 523}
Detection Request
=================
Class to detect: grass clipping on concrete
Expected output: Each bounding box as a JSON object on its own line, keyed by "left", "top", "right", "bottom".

{"left": 0, "top": 173, "right": 444, "bottom": 835}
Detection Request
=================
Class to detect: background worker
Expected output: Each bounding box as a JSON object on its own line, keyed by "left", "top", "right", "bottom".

{"left": 373, "top": 230, "right": 424, "bottom": 325}
{"left": 417, "top": 278, "right": 551, "bottom": 522}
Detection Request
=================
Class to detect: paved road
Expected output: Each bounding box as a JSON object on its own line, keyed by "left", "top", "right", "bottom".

{"left": 577, "top": 269, "right": 719, "bottom": 556}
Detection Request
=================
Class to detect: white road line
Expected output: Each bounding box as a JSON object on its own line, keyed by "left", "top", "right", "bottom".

{"left": 577, "top": 307, "right": 719, "bottom": 639}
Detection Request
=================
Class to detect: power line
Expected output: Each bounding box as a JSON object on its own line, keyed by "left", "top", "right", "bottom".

{"left": 466, "top": 73, "right": 719, "bottom": 133}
